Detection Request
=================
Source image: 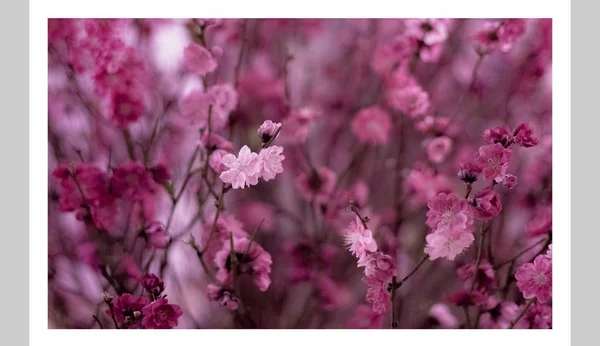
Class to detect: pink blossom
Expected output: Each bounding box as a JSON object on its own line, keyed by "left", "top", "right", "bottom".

{"left": 200, "top": 213, "right": 247, "bottom": 262}
{"left": 474, "top": 143, "right": 512, "bottom": 182}
{"left": 483, "top": 125, "right": 512, "bottom": 146}
{"left": 346, "top": 304, "right": 385, "bottom": 329}
{"left": 424, "top": 228, "right": 475, "bottom": 260}
{"left": 257, "top": 120, "right": 282, "bottom": 144}
{"left": 208, "top": 83, "right": 238, "bottom": 114}
{"left": 404, "top": 167, "right": 453, "bottom": 207}
{"left": 501, "top": 174, "right": 518, "bottom": 189}
{"left": 214, "top": 235, "right": 273, "bottom": 292}
{"left": 479, "top": 301, "right": 522, "bottom": 329}
{"left": 107, "top": 293, "right": 149, "bottom": 329}
{"left": 362, "top": 252, "right": 396, "bottom": 283}
{"left": 149, "top": 163, "right": 171, "bottom": 185}
{"left": 141, "top": 298, "right": 183, "bottom": 329}
{"left": 343, "top": 216, "right": 378, "bottom": 263}
{"left": 183, "top": 42, "right": 217, "bottom": 75}
{"left": 386, "top": 85, "right": 430, "bottom": 118}
{"left": 469, "top": 187, "right": 503, "bottom": 220}
{"left": 498, "top": 19, "right": 528, "bottom": 51}
{"left": 426, "top": 193, "right": 474, "bottom": 233}
{"left": 446, "top": 289, "right": 487, "bottom": 307}
{"left": 207, "top": 284, "right": 240, "bottom": 310}
{"left": 179, "top": 89, "right": 230, "bottom": 130}
{"left": 405, "top": 19, "right": 451, "bottom": 46}
{"left": 475, "top": 20, "right": 526, "bottom": 53}
{"left": 108, "top": 91, "right": 145, "bottom": 128}
{"left": 513, "top": 123, "right": 539, "bottom": 147}
{"left": 457, "top": 160, "right": 482, "bottom": 184}
{"left": 144, "top": 222, "right": 169, "bottom": 249}
{"left": 141, "top": 274, "right": 165, "bottom": 298}
{"left": 295, "top": 167, "right": 337, "bottom": 203}
{"left": 523, "top": 302, "right": 552, "bottom": 329}
{"left": 527, "top": 205, "right": 552, "bottom": 237}
{"left": 219, "top": 145, "right": 262, "bottom": 189}
{"left": 515, "top": 254, "right": 552, "bottom": 303}
{"left": 426, "top": 136, "right": 453, "bottom": 164}
{"left": 110, "top": 162, "right": 156, "bottom": 200}
{"left": 351, "top": 106, "right": 392, "bottom": 145}
{"left": 362, "top": 276, "right": 391, "bottom": 314}
{"left": 258, "top": 145, "right": 285, "bottom": 181}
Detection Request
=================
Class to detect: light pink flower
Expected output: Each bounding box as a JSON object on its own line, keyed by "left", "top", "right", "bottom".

{"left": 343, "top": 216, "right": 378, "bottom": 262}
{"left": 219, "top": 145, "right": 262, "bottom": 189}
{"left": 424, "top": 228, "right": 474, "bottom": 261}
{"left": 258, "top": 145, "right": 285, "bottom": 181}
{"left": 426, "top": 136, "right": 453, "bottom": 164}
{"left": 183, "top": 42, "right": 217, "bottom": 75}
{"left": 295, "top": 167, "right": 337, "bottom": 203}
{"left": 207, "top": 83, "right": 238, "bottom": 114}
{"left": 515, "top": 254, "right": 552, "bottom": 303}
{"left": 426, "top": 193, "right": 473, "bottom": 233}
{"left": 387, "top": 85, "right": 430, "bottom": 118}
{"left": 474, "top": 143, "right": 512, "bottom": 182}
{"left": 351, "top": 106, "right": 392, "bottom": 145}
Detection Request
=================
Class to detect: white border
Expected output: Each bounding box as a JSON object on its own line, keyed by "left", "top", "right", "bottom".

{"left": 31, "top": 1, "right": 570, "bottom": 345}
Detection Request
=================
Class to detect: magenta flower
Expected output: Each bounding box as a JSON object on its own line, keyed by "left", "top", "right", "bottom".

{"left": 483, "top": 125, "right": 512, "bottom": 146}
{"left": 107, "top": 293, "right": 150, "bottom": 329}
{"left": 426, "top": 193, "right": 473, "bottom": 233}
{"left": 469, "top": 187, "right": 503, "bottom": 220}
{"left": 343, "top": 216, "right": 378, "bottom": 263}
{"left": 513, "top": 122, "right": 539, "bottom": 147}
{"left": 295, "top": 167, "right": 337, "bottom": 203}
{"left": 237, "top": 201, "right": 276, "bottom": 233}
{"left": 109, "top": 91, "right": 145, "bottom": 128}
{"left": 214, "top": 235, "right": 273, "bottom": 292}
{"left": 258, "top": 145, "right": 285, "bottom": 182}
{"left": 523, "top": 302, "right": 552, "bottom": 329}
{"left": 457, "top": 160, "right": 482, "bottom": 184}
{"left": 475, "top": 20, "right": 526, "bottom": 53}
{"left": 362, "top": 276, "right": 391, "bottom": 314}
{"left": 474, "top": 143, "right": 512, "bottom": 182}
{"left": 426, "top": 136, "right": 453, "bottom": 164}
{"left": 362, "top": 252, "right": 396, "bottom": 283}
{"left": 149, "top": 163, "right": 171, "bottom": 185}
{"left": 141, "top": 274, "right": 165, "bottom": 298}
{"left": 351, "top": 106, "right": 392, "bottom": 145}
{"left": 404, "top": 167, "right": 453, "bottom": 206}
{"left": 207, "top": 284, "right": 240, "bottom": 310}
{"left": 387, "top": 85, "right": 430, "bottom": 118}
{"left": 257, "top": 120, "right": 282, "bottom": 144}
{"left": 219, "top": 145, "right": 262, "bottom": 189}
{"left": 183, "top": 42, "right": 217, "bottom": 75}
{"left": 515, "top": 254, "right": 552, "bottom": 303}
{"left": 141, "top": 298, "right": 183, "bottom": 329}
{"left": 501, "top": 174, "right": 518, "bottom": 189}
{"left": 424, "top": 228, "right": 475, "bottom": 261}
{"left": 110, "top": 162, "right": 156, "bottom": 199}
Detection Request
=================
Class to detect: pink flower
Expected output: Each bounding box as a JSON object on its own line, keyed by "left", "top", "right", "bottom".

{"left": 343, "top": 216, "right": 378, "bottom": 263}
{"left": 295, "top": 167, "right": 337, "bottom": 203}
{"left": 513, "top": 123, "right": 539, "bottom": 148}
{"left": 501, "top": 174, "right": 517, "bottom": 189}
{"left": 387, "top": 85, "right": 430, "bottom": 118}
{"left": 498, "top": 19, "right": 528, "bottom": 51}
{"left": 183, "top": 42, "right": 217, "bottom": 75}
{"left": 219, "top": 145, "right": 262, "bottom": 189}
{"left": 474, "top": 143, "right": 512, "bottom": 182}
{"left": 469, "top": 187, "right": 503, "bottom": 220}
{"left": 207, "top": 284, "right": 240, "bottom": 310}
{"left": 258, "top": 145, "right": 285, "bottom": 181}
{"left": 457, "top": 160, "right": 482, "bottom": 184}
{"left": 426, "top": 136, "right": 453, "bottom": 164}
{"left": 144, "top": 222, "right": 169, "bottom": 249}
{"left": 107, "top": 293, "right": 150, "bottom": 329}
{"left": 141, "top": 298, "right": 183, "bottom": 329}
{"left": 427, "top": 303, "right": 459, "bottom": 329}
{"left": 515, "top": 254, "right": 552, "bottom": 303}
{"left": 457, "top": 261, "right": 497, "bottom": 291}
{"left": 362, "top": 276, "right": 391, "bottom": 314}
{"left": 179, "top": 89, "right": 231, "bottom": 130}
{"left": 351, "top": 106, "right": 392, "bottom": 145}
{"left": 479, "top": 301, "right": 521, "bottom": 329}
{"left": 426, "top": 193, "right": 473, "bottom": 233}
{"left": 108, "top": 91, "right": 145, "bottom": 128}
{"left": 346, "top": 304, "right": 385, "bottom": 329}
{"left": 110, "top": 162, "right": 156, "bottom": 200}
{"left": 424, "top": 228, "right": 475, "bottom": 261}
{"left": 141, "top": 274, "right": 165, "bottom": 298}
{"left": 362, "top": 252, "right": 396, "bottom": 283}
{"left": 527, "top": 205, "right": 552, "bottom": 237}
{"left": 214, "top": 235, "right": 273, "bottom": 292}
{"left": 257, "top": 120, "right": 282, "bottom": 144}
{"left": 483, "top": 125, "right": 512, "bottom": 146}
{"left": 405, "top": 19, "right": 451, "bottom": 45}
{"left": 200, "top": 213, "right": 247, "bottom": 262}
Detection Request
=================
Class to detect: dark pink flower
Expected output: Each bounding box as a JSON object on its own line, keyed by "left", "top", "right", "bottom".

{"left": 426, "top": 136, "right": 453, "bottom": 164}
{"left": 183, "top": 42, "right": 217, "bottom": 75}
{"left": 523, "top": 302, "right": 552, "bottom": 329}
{"left": 207, "top": 284, "right": 239, "bottom": 310}
{"left": 501, "top": 174, "right": 517, "bottom": 189}
{"left": 107, "top": 293, "right": 150, "bottom": 329}
{"left": 483, "top": 125, "right": 512, "bottom": 146}
{"left": 513, "top": 123, "right": 539, "bottom": 147}
{"left": 295, "top": 167, "right": 337, "bottom": 203}
{"left": 141, "top": 274, "right": 165, "bottom": 298}
{"left": 257, "top": 120, "right": 282, "bottom": 144}
{"left": 351, "top": 106, "right": 392, "bottom": 145}
{"left": 141, "top": 298, "right": 183, "bottom": 329}
{"left": 457, "top": 160, "right": 482, "bottom": 184}
{"left": 515, "top": 254, "right": 552, "bottom": 303}
{"left": 214, "top": 235, "right": 273, "bottom": 292}
{"left": 474, "top": 143, "right": 512, "bottom": 182}
{"left": 469, "top": 187, "right": 503, "bottom": 220}
{"left": 362, "top": 252, "right": 396, "bottom": 283}
{"left": 527, "top": 205, "right": 552, "bottom": 237}
{"left": 149, "top": 163, "right": 171, "bottom": 185}
{"left": 108, "top": 91, "right": 145, "bottom": 128}
{"left": 110, "top": 162, "right": 156, "bottom": 200}
{"left": 426, "top": 193, "right": 473, "bottom": 233}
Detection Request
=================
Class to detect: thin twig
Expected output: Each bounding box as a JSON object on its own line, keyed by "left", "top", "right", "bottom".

{"left": 508, "top": 299, "right": 536, "bottom": 329}
{"left": 92, "top": 315, "right": 104, "bottom": 329}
